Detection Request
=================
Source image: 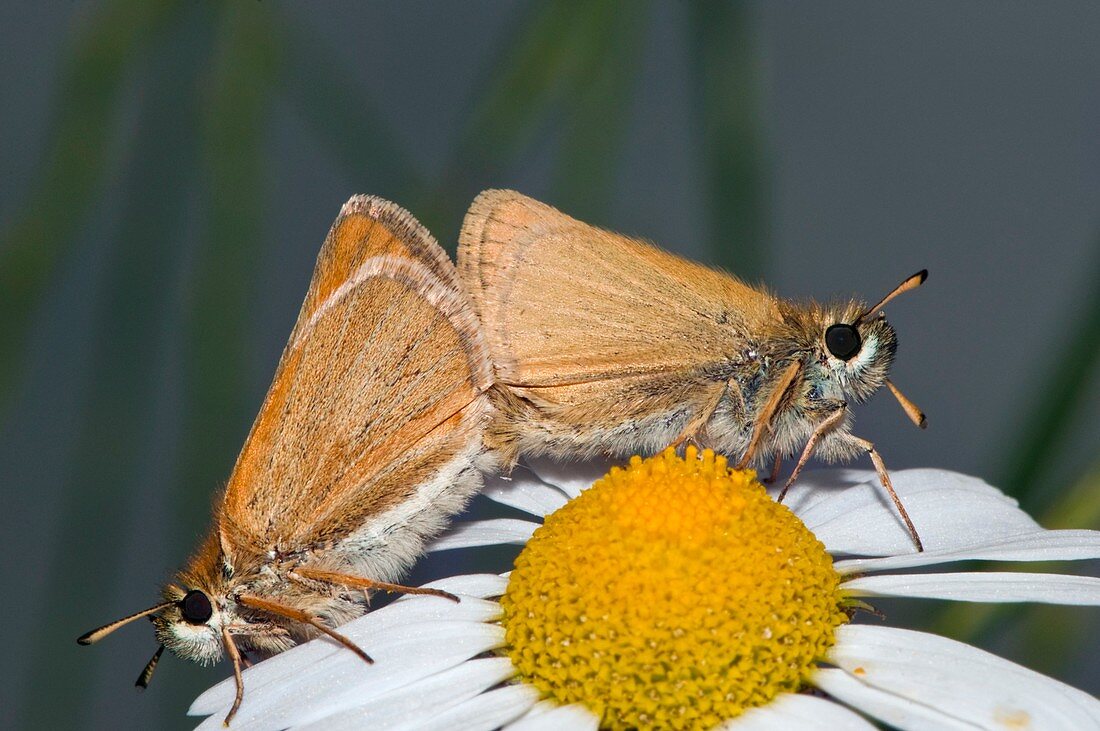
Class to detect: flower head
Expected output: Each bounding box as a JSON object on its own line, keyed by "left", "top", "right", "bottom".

{"left": 189, "top": 453, "right": 1100, "bottom": 730}
{"left": 503, "top": 449, "right": 847, "bottom": 728}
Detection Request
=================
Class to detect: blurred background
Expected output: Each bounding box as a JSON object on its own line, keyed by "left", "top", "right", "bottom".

{"left": 2, "top": 2, "right": 1098, "bottom": 729}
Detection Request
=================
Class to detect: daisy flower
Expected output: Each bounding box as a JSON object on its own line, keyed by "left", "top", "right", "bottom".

{"left": 189, "top": 449, "right": 1100, "bottom": 730}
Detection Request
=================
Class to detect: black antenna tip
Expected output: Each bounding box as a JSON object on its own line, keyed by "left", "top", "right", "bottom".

{"left": 136, "top": 645, "right": 166, "bottom": 689}
{"left": 76, "top": 632, "right": 94, "bottom": 646}
{"left": 916, "top": 269, "right": 928, "bottom": 284}
{"left": 918, "top": 414, "right": 928, "bottom": 429}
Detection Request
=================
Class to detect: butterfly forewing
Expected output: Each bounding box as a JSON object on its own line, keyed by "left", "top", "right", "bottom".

{"left": 459, "top": 190, "right": 777, "bottom": 387}
{"left": 289, "top": 195, "right": 463, "bottom": 345}
{"left": 219, "top": 202, "right": 491, "bottom": 566}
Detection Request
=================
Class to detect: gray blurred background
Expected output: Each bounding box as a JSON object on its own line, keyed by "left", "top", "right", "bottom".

{"left": 2, "top": 2, "right": 1098, "bottom": 729}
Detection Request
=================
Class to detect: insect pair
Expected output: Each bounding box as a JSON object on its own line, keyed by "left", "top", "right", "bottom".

{"left": 79, "top": 191, "right": 926, "bottom": 724}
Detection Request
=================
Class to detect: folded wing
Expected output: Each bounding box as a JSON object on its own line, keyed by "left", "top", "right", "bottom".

{"left": 458, "top": 189, "right": 776, "bottom": 388}
{"left": 289, "top": 195, "right": 463, "bottom": 345}
{"left": 219, "top": 198, "right": 491, "bottom": 567}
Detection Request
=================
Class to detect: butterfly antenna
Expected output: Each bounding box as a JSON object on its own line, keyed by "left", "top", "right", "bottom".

{"left": 135, "top": 645, "right": 166, "bottom": 689}
{"left": 77, "top": 601, "right": 175, "bottom": 645}
{"left": 886, "top": 379, "right": 927, "bottom": 429}
{"left": 855, "top": 269, "right": 927, "bottom": 325}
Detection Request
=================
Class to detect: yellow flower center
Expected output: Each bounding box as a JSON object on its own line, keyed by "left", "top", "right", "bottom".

{"left": 500, "top": 448, "right": 849, "bottom": 730}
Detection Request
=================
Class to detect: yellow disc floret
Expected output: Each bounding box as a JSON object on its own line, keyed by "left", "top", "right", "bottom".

{"left": 500, "top": 447, "right": 848, "bottom": 730}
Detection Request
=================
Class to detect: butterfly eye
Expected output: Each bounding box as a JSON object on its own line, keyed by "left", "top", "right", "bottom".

{"left": 825, "top": 324, "right": 861, "bottom": 361}
{"left": 180, "top": 590, "right": 213, "bottom": 624}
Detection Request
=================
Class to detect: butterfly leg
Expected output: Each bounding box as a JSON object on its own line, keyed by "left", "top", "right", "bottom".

{"left": 667, "top": 381, "right": 729, "bottom": 453}
{"left": 764, "top": 452, "right": 783, "bottom": 484}
{"left": 778, "top": 404, "right": 847, "bottom": 502}
{"left": 221, "top": 628, "right": 246, "bottom": 726}
{"left": 737, "top": 360, "right": 803, "bottom": 469}
{"left": 843, "top": 434, "right": 924, "bottom": 552}
{"left": 236, "top": 594, "right": 374, "bottom": 663}
{"left": 293, "top": 567, "right": 460, "bottom": 603}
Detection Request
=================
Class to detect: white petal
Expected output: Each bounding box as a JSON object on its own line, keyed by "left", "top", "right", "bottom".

{"left": 718, "top": 692, "right": 878, "bottom": 730}
{"left": 522, "top": 455, "right": 617, "bottom": 498}
{"left": 482, "top": 468, "right": 568, "bottom": 518}
{"left": 813, "top": 669, "right": 975, "bottom": 730}
{"left": 789, "top": 468, "right": 1039, "bottom": 556}
{"left": 428, "top": 518, "right": 537, "bottom": 552}
{"left": 770, "top": 468, "right": 880, "bottom": 515}
{"left": 844, "top": 571, "right": 1100, "bottom": 605}
{"left": 506, "top": 702, "right": 599, "bottom": 730}
{"left": 192, "top": 622, "right": 505, "bottom": 730}
{"left": 190, "top": 593, "right": 502, "bottom": 714}
{"left": 414, "top": 573, "right": 510, "bottom": 599}
{"left": 293, "top": 657, "right": 516, "bottom": 731}
{"left": 398, "top": 684, "right": 542, "bottom": 731}
{"left": 835, "top": 529, "right": 1100, "bottom": 573}
{"left": 512, "top": 700, "right": 558, "bottom": 720}
{"left": 824, "top": 625, "right": 1100, "bottom": 729}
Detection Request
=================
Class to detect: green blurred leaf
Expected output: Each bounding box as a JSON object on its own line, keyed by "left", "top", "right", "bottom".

{"left": 425, "top": 0, "right": 637, "bottom": 241}
{"left": 1043, "top": 462, "right": 1100, "bottom": 530}
{"left": 1018, "top": 602, "right": 1090, "bottom": 682}
{"left": 174, "top": 3, "right": 281, "bottom": 550}
{"left": 1002, "top": 244, "right": 1100, "bottom": 514}
{"left": 0, "top": 0, "right": 182, "bottom": 415}
{"left": 281, "top": 20, "right": 425, "bottom": 203}
{"left": 280, "top": 0, "right": 651, "bottom": 243}
{"left": 20, "top": 10, "right": 213, "bottom": 728}
{"left": 455, "top": 0, "right": 622, "bottom": 175}
{"left": 690, "top": 0, "right": 768, "bottom": 277}
{"left": 551, "top": 3, "right": 650, "bottom": 220}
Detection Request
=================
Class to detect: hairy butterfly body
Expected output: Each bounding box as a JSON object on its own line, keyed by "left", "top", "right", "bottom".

{"left": 458, "top": 190, "right": 926, "bottom": 549}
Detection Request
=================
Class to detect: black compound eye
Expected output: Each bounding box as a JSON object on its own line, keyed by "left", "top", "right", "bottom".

{"left": 825, "top": 324, "right": 862, "bottom": 361}
{"left": 180, "top": 590, "right": 213, "bottom": 624}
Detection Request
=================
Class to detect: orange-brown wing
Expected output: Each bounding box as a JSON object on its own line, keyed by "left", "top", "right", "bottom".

{"left": 458, "top": 189, "right": 779, "bottom": 388}
{"left": 289, "top": 195, "right": 460, "bottom": 345}
{"left": 218, "top": 199, "right": 491, "bottom": 562}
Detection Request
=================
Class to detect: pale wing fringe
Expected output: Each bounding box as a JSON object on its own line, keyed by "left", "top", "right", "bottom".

{"left": 291, "top": 195, "right": 462, "bottom": 345}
